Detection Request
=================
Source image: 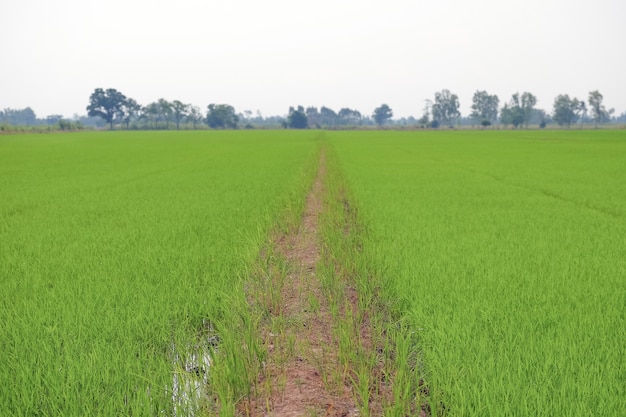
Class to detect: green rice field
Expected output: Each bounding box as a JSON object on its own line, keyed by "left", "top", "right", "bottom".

{"left": 1, "top": 129, "right": 624, "bottom": 416}
{"left": 0, "top": 131, "right": 319, "bottom": 415}
{"left": 329, "top": 130, "right": 625, "bottom": 416}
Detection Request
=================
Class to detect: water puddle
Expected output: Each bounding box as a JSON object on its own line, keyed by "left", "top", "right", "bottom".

{"left": 169, "top": 321, "right": 218, "bottom": 416}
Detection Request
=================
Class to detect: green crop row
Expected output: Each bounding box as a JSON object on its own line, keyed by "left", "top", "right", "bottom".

{"left": 327, "top": 129, "right": 625, "bottom": 416}
{"left": 0, "top": 131, "right": 319, "bottom": 415}
{"left": 2, "top": 129, "right": 624, "bottom": 416}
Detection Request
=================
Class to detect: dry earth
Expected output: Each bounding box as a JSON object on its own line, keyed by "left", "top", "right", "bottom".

{"left": 238, "top": 149, "right": 427, "bottom": 417}
{"left": 241, "top": 150, "right": 361, "bottom": 416}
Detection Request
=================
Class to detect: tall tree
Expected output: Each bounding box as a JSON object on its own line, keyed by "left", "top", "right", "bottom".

{"left": 470, "top": 90, "right": 499, "bottom": 126}
{"left": 500, "top": 94, "right": 525, "bottom": 128}
{"left": 171, "top": 100, "right": 189, "bottom": 130}
{"left": 432, "top": 90, "right": 460, "bottom": 127}
{"left": 500, "top": 92, "right": 536, "bottom": 128}
{"left": 187, "top": 106, "right": 203, "bottom": 129}
{"left": 287, "top": 106, "right": 308, "bottom": 129}
{"left": 521, "top": 92, "right": 537, "bottom": 128}
{"left": 142, "top": 102, "right": 160, "bottom": 128}
{"left": 577, "top": 101, "right": 587, "bottom": 128}
{"left": 588, "top": 90, "right": 609, "bottom": 128}
{"left": 86, "top": 88, "right": 127, "bottom": 130}
{"left": 419, "top": 100, "right": 432, "bottom": 127}
{"left": 0, "top": 107, "right": 37, "bottom": 126}
{"left": 141, "top": 99, "right": 173, "bottom": 129}
{"left": 305, "top": 107, "right": 321, "bottom": 127}
{"left": 373, "top": 104, "right": 393, "bottom": 126}
{"left": 552, "top": 94, "right": 580, "bottom": 127}
{"left": 320, "top": 106, "right": 339, "bottom": 127}
{"left": 122, "top": 98, "right": 141, "bottom": 129}
{"left": 157, "top": 99, "right": 173, "bottom": 129}
{"left": 338, "top": 108, "right": 362, "bottom": 125}
{"left": 206, "top": 104, "right": 238, "bottom": 129}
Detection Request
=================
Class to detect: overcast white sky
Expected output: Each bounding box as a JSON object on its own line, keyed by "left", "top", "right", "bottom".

{"left": 1, "top": 0, "right": 625, "bottom": 119}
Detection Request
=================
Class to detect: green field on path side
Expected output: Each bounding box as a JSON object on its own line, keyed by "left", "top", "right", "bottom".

{"left": 328, "top": 129, "right": 625, "bottom": 416}
{"left": 1, "top": 129, "right": 624, "bottom": 416}
{"left": 0, "top": 130, "right": 319, "bottom": 415}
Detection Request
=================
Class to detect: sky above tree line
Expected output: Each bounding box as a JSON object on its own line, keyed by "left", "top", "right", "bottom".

{"left": 1, "top": 0, "right": 625, "bottom": 120}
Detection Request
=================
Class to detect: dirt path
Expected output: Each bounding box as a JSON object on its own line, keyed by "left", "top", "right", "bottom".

{"left": 231, "top": 147, "right": 431, "bottom": 416}
{"left": 241, "top": 149, "right": 359, "bottom": 416}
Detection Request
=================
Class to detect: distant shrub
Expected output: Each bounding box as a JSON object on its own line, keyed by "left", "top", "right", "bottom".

{"left": 58, "top": 120, "right": 84, "bottom": 131}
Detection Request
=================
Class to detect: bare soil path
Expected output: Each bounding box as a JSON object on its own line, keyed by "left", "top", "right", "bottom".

{"left": 241, "top": 149, "right": 360, "bottom": 416}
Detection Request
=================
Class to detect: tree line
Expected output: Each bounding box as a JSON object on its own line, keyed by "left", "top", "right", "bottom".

{"left": 86, "top": 89, "right": 214, "bottom": 130}
{"left": 1, "top": 88, "right": 622, "bottom": 132}
{"left": 0, "top": 108, "right": 92, "bottom": 131}
{"left": 419, "top": 89, "right": 613, "bottom": 129}
{"left": 85, "top": 87, "right": 617, "bottom": 130}
{"left": 86, "top": 89, "right": 380, "bottom": 130}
